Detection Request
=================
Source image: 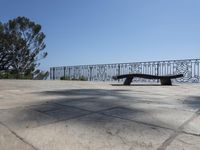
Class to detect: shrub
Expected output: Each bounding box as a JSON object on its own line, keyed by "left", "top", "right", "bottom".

{"left": 0, "top": 72, "right": 33, "bottom": 79}
{"left": 60, "top": 76, "right": 70, "bottom": 80}
{"left": 60, "top": 76, "right": 87, "bottom": 81}
{"left": 79, "top": 76, "right": 88, "bottom": 81}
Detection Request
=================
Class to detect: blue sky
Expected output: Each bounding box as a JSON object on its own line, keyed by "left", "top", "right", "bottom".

{"left": 1, "top": 0, "right": 200, "bottom": 70}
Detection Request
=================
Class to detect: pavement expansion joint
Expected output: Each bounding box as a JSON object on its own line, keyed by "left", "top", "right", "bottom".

{"left": 157, "top": 109, "right": 200, "bottom": 150}
{"left": 0, "top": 121, "right": 39, "bottom": 150}
{"left": 99, "top": 111, "right": 174, "bottom": 131}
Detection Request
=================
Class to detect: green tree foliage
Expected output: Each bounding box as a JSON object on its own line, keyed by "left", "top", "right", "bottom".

{"left": 0, "top": 17, "right": 48, "bottom": 79}
{"left": 0, "top": 22, "right": 13, "bottom": 71}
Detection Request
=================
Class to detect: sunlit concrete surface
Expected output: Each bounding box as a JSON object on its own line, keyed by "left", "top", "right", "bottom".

{"left": 0, "top": 80, "right": 200, "bottom": 150}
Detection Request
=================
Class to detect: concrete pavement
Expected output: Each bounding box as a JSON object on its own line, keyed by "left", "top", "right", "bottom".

{"left": 0, "top": 80, "right": 200, "bottom": 150}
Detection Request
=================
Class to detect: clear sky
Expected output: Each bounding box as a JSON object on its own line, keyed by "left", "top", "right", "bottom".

{"left": 1, "top": 0, "right": 200, "bottom": 70}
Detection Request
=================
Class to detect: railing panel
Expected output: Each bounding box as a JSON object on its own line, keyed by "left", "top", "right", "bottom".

{"left": 50, "top": 59, "right": 200, "bottom": 83}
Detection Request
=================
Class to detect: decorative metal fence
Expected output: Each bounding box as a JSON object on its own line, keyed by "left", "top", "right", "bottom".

{"left": 50, "top": 59, "right": 200, "bottom": 83}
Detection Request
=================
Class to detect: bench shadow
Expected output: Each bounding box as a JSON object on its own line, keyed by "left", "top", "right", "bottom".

{"left": 111, "top": 83, "right": 178, "bottom": 86}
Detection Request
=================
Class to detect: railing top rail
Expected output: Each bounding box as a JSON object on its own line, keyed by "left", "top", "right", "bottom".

{"left": 50, "top": 58, "right": 200, "bottom": 69}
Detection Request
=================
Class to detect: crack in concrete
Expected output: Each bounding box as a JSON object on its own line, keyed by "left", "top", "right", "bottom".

{"left": 157, "top": 109, "right": 200, "bottom": 150}
{"left": 53, "top": 101, "right": 121, "bottom": 113}
{"left": 99, "top": 111, "right": 174, "bottom": 131}
{"left": 0, "top": 121, "right": 39, "bottom": 150}
{"left": 182, "top": 131, "right": 200, "bottom": 137}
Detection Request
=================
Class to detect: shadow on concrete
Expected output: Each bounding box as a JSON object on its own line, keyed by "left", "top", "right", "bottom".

{"left": 183, "top": 96, "right": 200, "bottom": 110}
{"left": 111, "top": 83, "right": 163, "bottom": 86}
{"left": 1, "top": 87, "right": 200, "bottom": 150}
{"left": 111, "top": 83, "right": 179, "bottom": 86}
{"left": 0, "top": 88, "right": 194, "bottom": 133}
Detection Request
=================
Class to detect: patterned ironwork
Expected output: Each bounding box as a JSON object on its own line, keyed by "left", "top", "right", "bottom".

{"left": 50, "top": 59, "right": 200, "bottom": 83}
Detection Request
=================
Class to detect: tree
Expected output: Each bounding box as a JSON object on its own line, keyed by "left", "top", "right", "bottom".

{"left": 0, "top": 22, "right": 13, "bottom": 71}
{"left": 0, "top": 16, "right": 47, "bottom": 79}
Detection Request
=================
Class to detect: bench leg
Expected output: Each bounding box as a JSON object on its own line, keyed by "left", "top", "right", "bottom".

{"left": 124, "top": 77, "right": 133, "bottom": 85}
{"left": 160, "top": 78, "right": 172, "bottom": 85}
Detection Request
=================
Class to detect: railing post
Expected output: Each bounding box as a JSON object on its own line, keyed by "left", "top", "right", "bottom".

{"left": 53, "top": 68, "right": 55, "bottom": 80}
{"left": 117, "top": 64, "right": 120, "bottom": 82}
{"left": 50, "top": 68, "right": 52, "bottom": 80}
{"left": 118, "top": 64, "right": 121, "bottom": 75}
{"left": 157, "top": 63, "right": 159, "bottom": 83}
{"left": 69, "top": 67, "right": 71, "bottom": 79}
{"left": 89, "top": 66, "right": 93, "bottom": 81}
{"left": 64, "top": 67, "right": 66, "bottom": 77}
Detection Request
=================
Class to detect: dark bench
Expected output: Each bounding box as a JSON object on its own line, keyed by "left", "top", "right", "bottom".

{"left": 112, "top": 73, "right": 183, "bottom": 85}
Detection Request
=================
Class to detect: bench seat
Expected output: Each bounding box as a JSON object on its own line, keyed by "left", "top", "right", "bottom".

{"left": 112, "top": 73, "right": 183, "bottom": 85}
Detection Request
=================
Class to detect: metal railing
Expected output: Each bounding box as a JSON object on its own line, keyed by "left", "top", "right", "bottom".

{"left": 50, "top": 59, "right": 200, "bottom": 83}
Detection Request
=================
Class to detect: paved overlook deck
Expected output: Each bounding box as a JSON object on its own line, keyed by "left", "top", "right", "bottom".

{"left": 0, "top": 80, "right": 200, "bottom": 150}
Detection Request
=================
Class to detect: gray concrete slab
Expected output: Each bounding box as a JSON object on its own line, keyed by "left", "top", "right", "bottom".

{"left": 16, "top": 113, "right": 173, "bottom": 150}
{"left": 0, "top": 124, "right": 35, "bottom": 150}
{"left": 102, "top": 106, "right": 194, "bottom": 130}
{"left": 166, "top": 133, "right": 200, "bottom": 150}
{"left": 0, "top": 107, "right": 56, "bottom": 130}
{"left": 57, "top": 99, "right": 119, "bottom": 111}
{"left": 44, "top": 105, "right": 91, "bottom": 120}
{"left": 27, "top": 103, "right": 68, "bottom": 113}
{"left": 183, "top": 115, "right": 200, "bottom": 135}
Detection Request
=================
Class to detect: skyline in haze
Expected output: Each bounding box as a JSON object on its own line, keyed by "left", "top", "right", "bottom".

{"left": 1, "top": 0, "right": 200, "bottom": 70}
